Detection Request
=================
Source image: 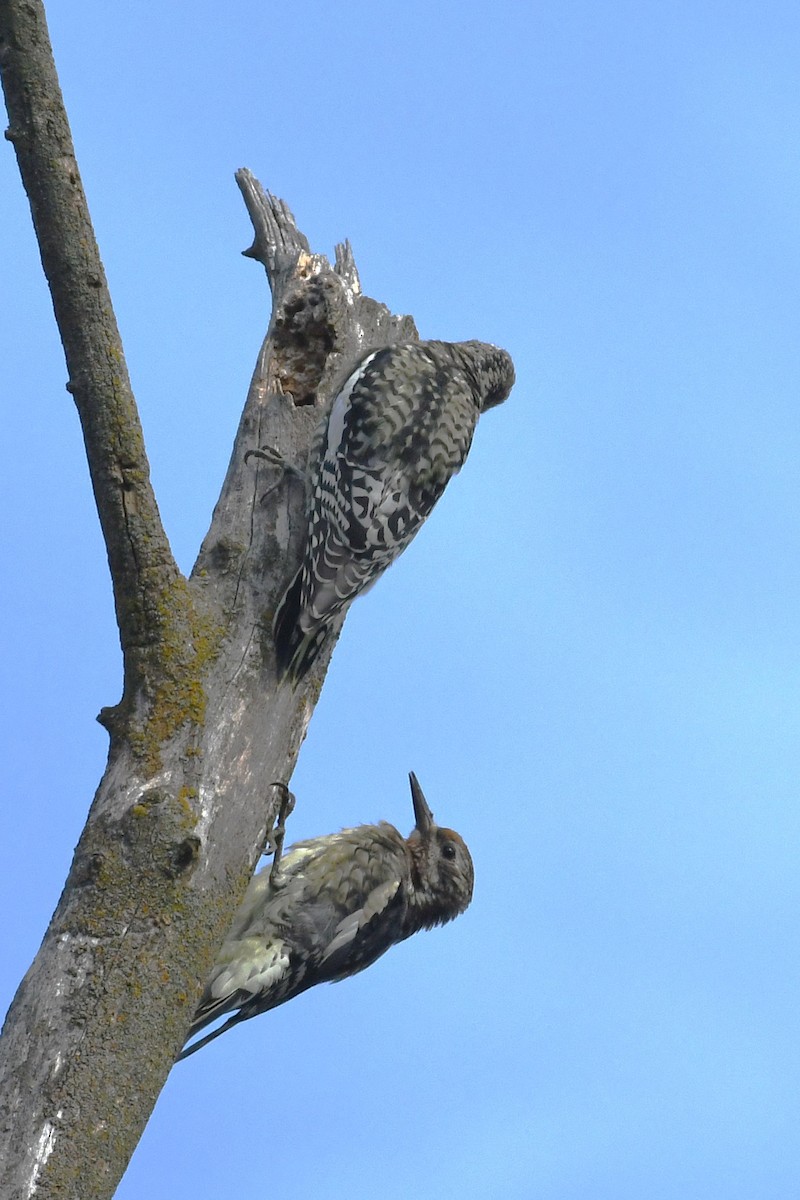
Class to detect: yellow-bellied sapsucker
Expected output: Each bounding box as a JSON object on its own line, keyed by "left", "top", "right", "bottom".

{"left": 177, "top": 773, "right": 474, "bottom": 1060}
{"left": 273, "top": 339, "right": 515, "bottom": 679}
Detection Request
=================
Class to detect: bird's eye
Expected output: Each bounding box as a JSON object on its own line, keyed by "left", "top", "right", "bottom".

{"left": 441, "top": 842, "right": 457, "bottom": 860}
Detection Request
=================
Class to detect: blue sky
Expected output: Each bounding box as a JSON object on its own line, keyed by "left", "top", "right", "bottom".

{"left": 3, "top": 2, "right": 800, "bottom": 1197}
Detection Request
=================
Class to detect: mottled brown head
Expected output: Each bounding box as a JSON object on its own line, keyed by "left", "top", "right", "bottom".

{"left": 404, "top": 772, "right": 474, "bottom": 934}
{"left": 454, "top": 340, "right": 515, "bottom": 412}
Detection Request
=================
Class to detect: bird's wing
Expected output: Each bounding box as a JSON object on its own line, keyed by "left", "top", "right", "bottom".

{"left": 318, "top": 877, "right": 402, "bottom": 970}
{"left": 303, "top": 356, "right": 479, "bottom": 624}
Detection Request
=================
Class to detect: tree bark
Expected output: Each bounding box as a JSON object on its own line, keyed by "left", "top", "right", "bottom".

{"left": 0, "top": 4, "right": 416, "bottom": 1197}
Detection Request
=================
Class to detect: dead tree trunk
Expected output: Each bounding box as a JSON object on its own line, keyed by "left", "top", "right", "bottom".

{"left": 0, "top": 3, "right": 416, "bottom": 1196}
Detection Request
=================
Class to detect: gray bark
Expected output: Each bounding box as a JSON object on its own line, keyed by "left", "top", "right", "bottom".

{"left": 0, "top": 4, "right": 416, "bottom": 1196}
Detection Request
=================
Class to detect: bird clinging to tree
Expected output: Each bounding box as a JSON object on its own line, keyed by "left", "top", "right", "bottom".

{"left": 273, "top": 338, "right": 515, "bottom": 680}
{"left": 178, "top": 772, "right": 474, "bottom": 1060}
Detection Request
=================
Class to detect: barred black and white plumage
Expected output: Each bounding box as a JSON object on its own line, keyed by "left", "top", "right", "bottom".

{"left": 273, "top": 339, "right": 515, "bottom": 680}
{"left": 177, "top": 773, "right": 474, "bottom": 1060}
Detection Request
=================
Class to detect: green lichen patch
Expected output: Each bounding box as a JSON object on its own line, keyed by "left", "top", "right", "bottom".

{"left": 127, "top": 579, "right": 225, "bottom": 773}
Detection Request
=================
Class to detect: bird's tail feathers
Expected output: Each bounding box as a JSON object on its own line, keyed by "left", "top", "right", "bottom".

{"left": 176, "top": 1011, "right": 247, "bottom": 1062}
{"left": 273, "top": 568, "right": 329, "bottom": 682}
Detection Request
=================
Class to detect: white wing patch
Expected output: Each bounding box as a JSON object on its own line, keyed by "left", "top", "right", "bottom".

{"left": 324, "top": 352, "right": 379, "bottom": 462}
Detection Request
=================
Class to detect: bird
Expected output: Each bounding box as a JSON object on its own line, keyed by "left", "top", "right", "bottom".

{"left": 177, "top": 772, "right": 474, "bottom": 1060}
{"left": 273, "top": 338, "right": 515, "bottom": 680}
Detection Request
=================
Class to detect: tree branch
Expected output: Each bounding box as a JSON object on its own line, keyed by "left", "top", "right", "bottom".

{"left": 0, "top": 0, "right": 181, "bottom": 699}
{"left": 238, "top": 169, "right": 311, "bottom": 273}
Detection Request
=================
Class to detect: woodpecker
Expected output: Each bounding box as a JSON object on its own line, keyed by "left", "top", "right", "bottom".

{"left": 178, "top": 773, "right": 473, "bottom": 1060}
{"left": 273, "top": 339, "right": 515, "bottom": 679}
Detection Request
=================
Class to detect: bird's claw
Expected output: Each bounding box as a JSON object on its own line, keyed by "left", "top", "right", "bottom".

{"left": 245, "top": 445, "right": 286, "bottom": 469}
{"left": 266, "top": 781, "right": 296, "bottom": 886}
{"left": 245, "top": 445, "right": 306, "bottom": 503}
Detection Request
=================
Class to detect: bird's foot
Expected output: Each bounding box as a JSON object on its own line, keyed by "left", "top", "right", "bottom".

{"left": 245, "top": 443, "right": 305, "bottom": 502}
{"left": 265, "top": 781, "right": 296, "bottom": 886}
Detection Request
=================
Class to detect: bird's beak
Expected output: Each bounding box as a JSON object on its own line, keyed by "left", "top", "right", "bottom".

{"left": 409, "top": 772, "right": 434, "bottom": 833}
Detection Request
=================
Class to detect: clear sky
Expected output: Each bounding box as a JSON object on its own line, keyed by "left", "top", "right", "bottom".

{"left": 3, "top": 2, "right": 800, "bottom": 1197}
